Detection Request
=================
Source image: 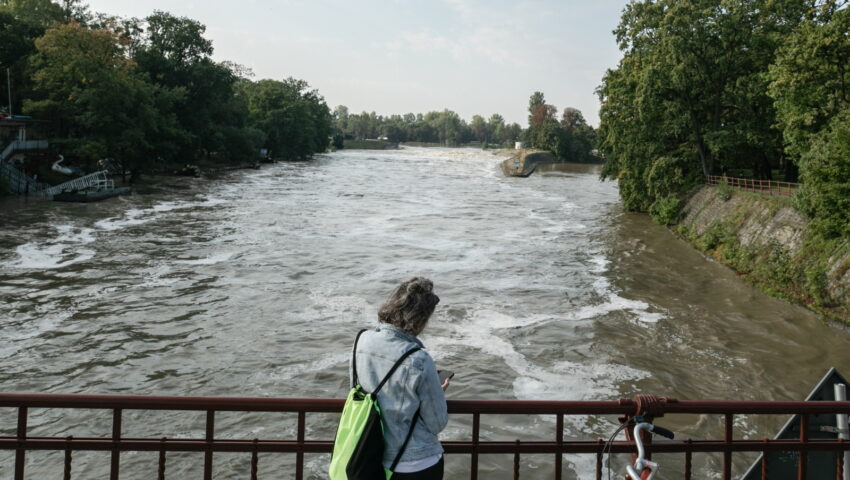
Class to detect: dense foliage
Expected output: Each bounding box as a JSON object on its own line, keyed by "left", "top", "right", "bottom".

{"left": 769, "top": 4, "right": 850, "bottom": 237}
{"left": 0, "top": 1, "right": 331, "bottom": 177}
{"left": 331, "top": 106, "right": 523, "bottom": 148}
{"left": 597, "top": 0, "right": 850, "bottom": 227}
{"left": 525, "top": 91, "right": 597, "bottom": 163}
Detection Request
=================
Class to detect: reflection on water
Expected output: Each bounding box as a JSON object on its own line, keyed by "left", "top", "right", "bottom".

{"left": 1, "top": 148, "right": 847, "bottom": 479}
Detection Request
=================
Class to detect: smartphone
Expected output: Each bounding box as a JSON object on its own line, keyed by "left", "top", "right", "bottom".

{"left": 438, "top": 370, "right": 455, "bottom": 383}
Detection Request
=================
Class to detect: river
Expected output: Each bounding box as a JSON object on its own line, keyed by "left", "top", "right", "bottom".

{"left": 1, "top": 147, "right": 848, "bottom": 479}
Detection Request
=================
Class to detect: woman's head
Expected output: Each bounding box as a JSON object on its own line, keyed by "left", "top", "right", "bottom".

{"left": 378, "top": 277, "right": 440, "bottom": 336}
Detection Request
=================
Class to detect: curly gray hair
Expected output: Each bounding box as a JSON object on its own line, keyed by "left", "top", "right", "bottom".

{"left": 378, "top": 277, "right": 440, "bottom": 336}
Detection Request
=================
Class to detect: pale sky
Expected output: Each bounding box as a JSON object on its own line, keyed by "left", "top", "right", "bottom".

{"left": 84, "top": 0, "right": 629, "bottom": 127}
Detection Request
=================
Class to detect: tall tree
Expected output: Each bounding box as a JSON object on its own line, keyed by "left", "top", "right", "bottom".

{"left": 770, "top": 4, "right": 850, "bottom": 237}
{"left": 25, "top": 22, "right": 161, "bottom": 174}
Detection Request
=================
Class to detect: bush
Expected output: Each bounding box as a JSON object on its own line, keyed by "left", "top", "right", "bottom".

{"left": 796, "top": 110, "right": 850, "bottom": 238}
{"left": 649, "top": 195, "right": 682, "bottom": 225}
{"left": 716, "top": 178, "right": 733, "bottom": 201}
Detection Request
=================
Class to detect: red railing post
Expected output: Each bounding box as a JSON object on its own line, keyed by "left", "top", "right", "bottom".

{"left": 251, "top": 438, "right": 259, "bottom": 480}
{"left": 204, "top": 410, "right": 214, "bottom": 480}
{"left": 513, "top": 439, "right": 520, "bottom": 480}
{"left": 111, "top": 408, "right": 122, "bottom": 480}
{"left": 14, "top": 406, "right": 26, "bottom": 480}
{"left": 724, "top": 413, "right": 733, "bottom": 480}
{"left": 799, "top": 414, "right": 809, "bottom": 480}
{"left": 471, "top": 413, "right": 480, "bottom": 480}
{"left": 157, "top": 437, "right": 166, "bottom": 480}
{"left": 296, "top": 410, "right": 305, "bottom": 480}
{"left": 596, "top": 438, "right": 604, "bottom": 480}
{"left": 555, "top": 413, "right": 563, "bottom": 480}
{"left": 761, "top": 438, "right": 769, "bottom": 480}
{"left": 64, "top": 435, "right": 73, "bottom": 480}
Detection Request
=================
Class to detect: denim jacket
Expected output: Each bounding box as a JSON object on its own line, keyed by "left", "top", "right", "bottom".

{"left": 349, "top": 325, "right": 448, "bottom": 467}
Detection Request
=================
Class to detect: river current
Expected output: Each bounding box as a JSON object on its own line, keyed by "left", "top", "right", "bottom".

{"left": 1, "top": 147, "right": 848, "bottom": 479}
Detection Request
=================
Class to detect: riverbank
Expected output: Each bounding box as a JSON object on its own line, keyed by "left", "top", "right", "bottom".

{"left": 676, "top": 186, "right": 850, "bottom": 324}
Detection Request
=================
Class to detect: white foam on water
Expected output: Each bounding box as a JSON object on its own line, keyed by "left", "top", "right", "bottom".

{"left": 1, "top": 308, "right": 75, "bottom": 344}
{"left": 589, "top": 254, "right": 665, "bottom": 324}
{"left": 174, "top": 252, "right": 234, "bottom": 265}
{"left": 94, "top": 208, "right": 148, "bottom": 231}
{"left": 10, "top": 225, "right": 96, "bottom": 269}
{"left": 269, "top": 352, "right": 349, "bottom": 383}
{"left": 304, "top": 289, "right": 376, "bottom": 327}
{"left": 139, "top": 263, "right": 178, "bottom": 288}
{"left": 95, "top": 199, "right": 219, "bottom": 232}
{"left": 429, "top": 309, "right": 649, "bottom": 402}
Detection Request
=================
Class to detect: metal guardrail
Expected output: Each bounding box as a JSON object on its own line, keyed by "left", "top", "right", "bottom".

{"left": 707, "top": 175, "right": 801, "bottom": 197}
{"left": 0, "top": 160, "right": 50, "bottom": 194}
{"left": 2, "top": 393, "right": 849, "bottom": 480}
{"left": 0, "top": 140, "right": 49, "bottom": 162}
{"left": 37, "top": 170, "right": 111, "bottom": 197}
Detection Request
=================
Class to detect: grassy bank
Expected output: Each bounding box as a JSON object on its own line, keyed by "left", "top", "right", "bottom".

{"left": 676, "top": 186, "right": 850, "bottom": 324}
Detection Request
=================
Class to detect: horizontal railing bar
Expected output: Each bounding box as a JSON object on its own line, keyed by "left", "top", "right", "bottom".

{"left": 2, "top": 438, "right": 849, "bottom": 454}
{"left": 0, "top": 394, "right": 345, "bottom": 412}
{"left": 2, "top": 393, "right": 848, "bottom": 415}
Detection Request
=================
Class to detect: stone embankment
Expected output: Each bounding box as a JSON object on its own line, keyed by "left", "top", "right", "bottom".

{"left": 678, "top": 186, "right": 850, "bottom": 323}
{"left": 500, "top": 150, "right": 556, "bottom": 177}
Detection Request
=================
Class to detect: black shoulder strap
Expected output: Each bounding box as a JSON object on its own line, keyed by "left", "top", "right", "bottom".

{"left": 372, "top": 346, "right": 422, "bottom": 395}
{"left": 389, "top": 406, "right": 421, "bottom": 472}
{"left": 350, "top": 329, "right": 368, "bottom": 388}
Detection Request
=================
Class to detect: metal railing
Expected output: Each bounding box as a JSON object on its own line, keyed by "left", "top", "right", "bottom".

{"left": 2, "top": 393, "right": 849, "bottom": 479}
{"left": 37, "top": 170, "right": 111, "bottom": 197}
{"left": 707, "top": 175, "right": 801, "bottom": 197}
{"left": 0, "top": 160, "right": 50, "bottom": 194}
{"left": 0, "top": 140, "right": 49, "bottom": 162}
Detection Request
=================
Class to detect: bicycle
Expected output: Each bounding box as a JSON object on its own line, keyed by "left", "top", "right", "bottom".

{"left": 605, "top": 416, "right": 675, "bottom": 480}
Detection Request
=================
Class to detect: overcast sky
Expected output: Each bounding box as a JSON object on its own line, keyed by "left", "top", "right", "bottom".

{"left": 84, "top": 0, "right": 629, "bottom": 127}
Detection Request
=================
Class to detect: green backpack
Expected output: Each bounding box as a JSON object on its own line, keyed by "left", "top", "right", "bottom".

{"left": 329, "top": 329, "right": 422, "bottom": 480}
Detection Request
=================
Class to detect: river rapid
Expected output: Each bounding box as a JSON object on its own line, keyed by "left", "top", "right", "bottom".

{"left": 1, "top": 147, "right": 848, "bottom": 479}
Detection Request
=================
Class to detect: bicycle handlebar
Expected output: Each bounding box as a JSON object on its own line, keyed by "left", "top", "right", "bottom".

{"left": 626, "top": 422, "right": 674, "bottom": 480}
{"left": 651, "top": 425, "right": 675, "bottom": 439}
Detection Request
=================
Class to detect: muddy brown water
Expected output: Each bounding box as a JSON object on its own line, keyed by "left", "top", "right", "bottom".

{"left": 1, "top": 148, "right": 848, "bottom": 479}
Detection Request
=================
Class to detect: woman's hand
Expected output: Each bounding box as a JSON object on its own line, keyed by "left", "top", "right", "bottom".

{"left": 441, "top": 377, "right": 450, "bottom": 391}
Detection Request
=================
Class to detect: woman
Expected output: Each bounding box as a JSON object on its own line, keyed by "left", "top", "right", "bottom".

{"left": 351, "top": 277, "right": 449, "bottom": 479}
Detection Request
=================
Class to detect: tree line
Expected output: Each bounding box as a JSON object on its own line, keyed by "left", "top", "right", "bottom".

{"left": 332, "top": 98, "right": 598, "bottom": 164}
{"left": 0, "top": 0, "right": 331, "bottom": 179}
{"left": 332, "top": 106, "right": 524, "bottom": 148}
{"left": 597, "top": 0, "right": 850, "bottom": 237}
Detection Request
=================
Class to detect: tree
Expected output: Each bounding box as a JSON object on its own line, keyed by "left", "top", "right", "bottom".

{"left": 134, "top": 11, "right": 255, "bottom": 163}
{"left": 25, "top": 22, "right": 161, "bottom": 174}
{"left": 239, "top": 77, "right": 330, "bottom": 160}
{"left": 333, "top": 105, "right": 349, "bottom": 133}
{"left": 470, "top": 114, "right": 487, "bottom": 142}
{"left": 770, "top": 5, "right": 850, "bottom": 236}
{"left": 597, "top": 0, "right": 807, "bottom": 220}
{"left": 527, "top": 91, "right": 545, "bottom": 126}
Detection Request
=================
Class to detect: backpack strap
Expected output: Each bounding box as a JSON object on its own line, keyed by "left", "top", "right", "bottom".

{"left": 372, "top": 346, "right": 422, "bottom": 395}
{"left": 350, "top": 329, "right": 368, "bottom": 388}
{"left": 389, "top": 406, "right": 421, "bottom": 473}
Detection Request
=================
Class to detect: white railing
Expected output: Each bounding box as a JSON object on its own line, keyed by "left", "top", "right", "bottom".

{"left": 0, "top": 140, "right": 49, "bottom": 162}
{"left": 37, "top": 170, "right": 111, "bottom": 197}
